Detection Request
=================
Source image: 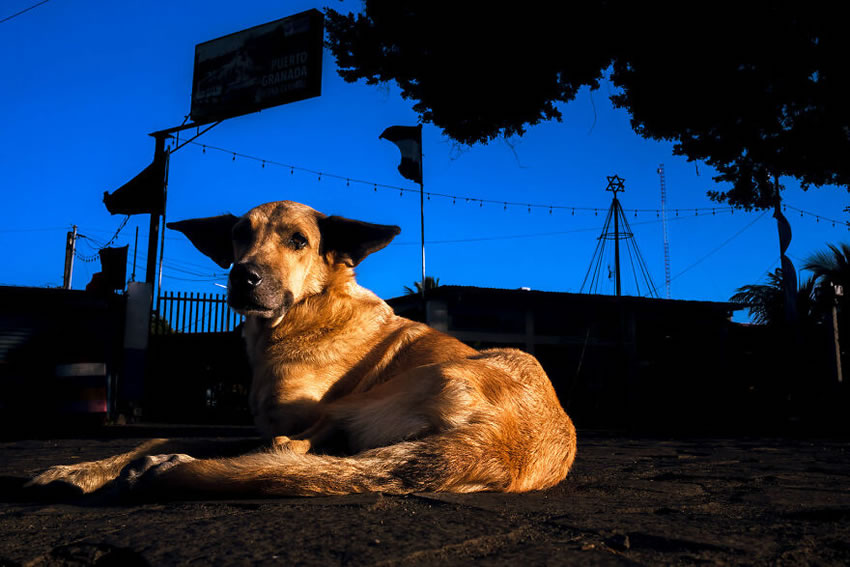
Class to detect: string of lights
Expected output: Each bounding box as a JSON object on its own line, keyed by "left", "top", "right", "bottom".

{"left": 74, "top": 216, "right": 130, "bottom": 263}
{"left": 187, "top": 140, "right": 738, "bottom": 217}
{"left": 57, "top": 140, "right": 848, "bottom": 284}
{"left": 186, "top": 139, "right": 850, "bottom": 228}
{"left": 784, "top": 204, "right": 849, "bottom": 229}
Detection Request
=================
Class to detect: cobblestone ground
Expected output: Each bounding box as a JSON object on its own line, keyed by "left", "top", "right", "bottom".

{"left": 1, "top": 431, "right": 848, "bottom": 566}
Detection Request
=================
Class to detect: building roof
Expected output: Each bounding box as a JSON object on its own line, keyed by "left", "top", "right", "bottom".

{"left": 386, "top": 285, "right": 742, "bottom": 314}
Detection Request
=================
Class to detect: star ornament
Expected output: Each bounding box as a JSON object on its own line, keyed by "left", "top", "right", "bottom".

{"left": 606, "top": 175, "right": 625, "bottom": 193}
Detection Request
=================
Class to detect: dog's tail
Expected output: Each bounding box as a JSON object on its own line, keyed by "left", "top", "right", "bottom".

{"left": 163, "top": 420, "right": 576, "bottom": 497}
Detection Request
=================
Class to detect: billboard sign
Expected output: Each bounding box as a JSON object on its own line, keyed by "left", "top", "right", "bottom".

{"left": 190, "top": 9, "right": 323, "bottom": 124}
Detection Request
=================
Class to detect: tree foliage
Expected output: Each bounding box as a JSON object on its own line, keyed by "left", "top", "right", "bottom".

{"left": 404, "top": 275, "right": 440, "bottom": 296}
{"left": 730, "top": 269, "right": 817, "bottom": 327}
{"left": 325, "top": 2, "right": 612, "bottom": 145}
{"left": 804, "top": 243, "right": 850, "bottom": 292}
{"left": 732, "top": 242, "right": 850, "bottom": 326}
{"left": 325, "top": 2, "right": 850, "bottom": 209}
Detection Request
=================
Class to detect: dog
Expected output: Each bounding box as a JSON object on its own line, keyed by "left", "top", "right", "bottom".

{"left": 28, "top": 201, "right": 576, "bottom": 498}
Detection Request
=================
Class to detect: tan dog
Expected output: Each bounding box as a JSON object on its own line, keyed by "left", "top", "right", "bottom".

{"left": 28, "top": 201, "right": 576, "bottom": 497}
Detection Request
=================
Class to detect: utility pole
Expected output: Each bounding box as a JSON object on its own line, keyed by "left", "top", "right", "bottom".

{"left": 63, "top": 225, "right": 77, "bottom": 289}
{"left": 832, "top": 283, "right": 844, "bottom": 384}
{"left": 131, "top": 226, "right": 139, "bottom": 282}
{"left": 145, "top": 134, "right": 168, "bottom": 293}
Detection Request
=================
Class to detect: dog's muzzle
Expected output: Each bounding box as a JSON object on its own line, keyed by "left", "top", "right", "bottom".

{"left": 228, "top": 262, "right": 278, "bottom": 316}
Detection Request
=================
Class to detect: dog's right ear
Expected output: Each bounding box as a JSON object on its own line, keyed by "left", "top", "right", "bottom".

{"left": 166, "top": 214, "right": 239, "bottom": 269}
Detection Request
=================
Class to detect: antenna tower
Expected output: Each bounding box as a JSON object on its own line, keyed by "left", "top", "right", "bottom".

{"left": 657, "top": 164, "right": 672, "bottom": 298}
{"left": 580, "top": 175, "right": 659, "bottom": 298}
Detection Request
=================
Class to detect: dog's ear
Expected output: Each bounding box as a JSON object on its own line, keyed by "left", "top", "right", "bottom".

{"left": 318, "top": 215, "right": 401, "bottom": 267}
{"left": 167, "top": 214, "right": 239, "bottom": 269}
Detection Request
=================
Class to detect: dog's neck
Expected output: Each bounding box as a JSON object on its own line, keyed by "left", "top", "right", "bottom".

{"left": 242, "top": 273, "right": 400, "bottom": 436}
{"left": 242, "top": 273, "right": 395, "bottom": 372}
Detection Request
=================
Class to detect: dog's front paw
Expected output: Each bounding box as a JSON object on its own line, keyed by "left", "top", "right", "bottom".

{"left": 109, "top": 454, "right": 196, "bottom": 498}
{"left": 271, "top": 436, "right": 311, "bottom": 454}
{"left": 26, "top": 461, "right": 111, "bottom": 495}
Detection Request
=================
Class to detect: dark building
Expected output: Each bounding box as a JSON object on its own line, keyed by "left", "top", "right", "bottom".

{"left": 388, "top": 286, "right": 765, "bottom": 432}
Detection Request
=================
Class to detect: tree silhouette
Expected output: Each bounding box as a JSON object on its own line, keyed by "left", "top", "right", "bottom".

{"left": 326, "top": 2, "right": 850, "bottom": 209}
{"left": 803, "top": 243, "right": 850, "bottom": 319}
{"left": 731, "top": 269, "right": 817, "bottom": 326}
{"left": 325, "top": 3, "right": 612, "bottom": 145}
{"left": 404, "top": 276, "right": 440, "bottom": 296}
{"left": 804, "top": 244, "right": 850, "bottom": 293}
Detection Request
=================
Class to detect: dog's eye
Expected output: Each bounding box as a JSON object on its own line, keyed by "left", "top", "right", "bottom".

{"left": 289, "top": 232, "right": 308, "bottom": 250}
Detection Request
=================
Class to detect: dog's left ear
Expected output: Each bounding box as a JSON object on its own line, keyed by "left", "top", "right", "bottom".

{"left": 318, "top": 215, "right": 401, "bottom": 267}
{"left": 167, "top": 214, "right": 239, "bottom": 269}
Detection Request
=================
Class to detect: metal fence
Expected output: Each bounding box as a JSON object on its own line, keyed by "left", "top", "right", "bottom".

{"left": 155, "top": 291, "right": 243, "bottom": 334}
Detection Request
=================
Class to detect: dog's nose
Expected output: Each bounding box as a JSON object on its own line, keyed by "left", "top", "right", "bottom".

{"left": 232, "top": 263, "right": 263, "bottom": 288}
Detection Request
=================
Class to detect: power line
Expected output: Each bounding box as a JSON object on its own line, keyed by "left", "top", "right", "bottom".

{"left": 161, "top": 273, "right": 226, "bottom": 283}
{"left": 392, "top": 206, "right": 735, "bottom": 246}
{"left": 671, "top": 210, "right": 769, "bottom": 282}
{"left": 0, "top": 226, "right": 67, "bottom": 233}
{"left": 0, "top": 0, "right": 51, "bottom": 24}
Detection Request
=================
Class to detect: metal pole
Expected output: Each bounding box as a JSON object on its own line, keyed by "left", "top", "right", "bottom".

{"left": 418, "top": 127, "right": 426, "bottom": 304}
{"left": 833, "top": 284, "right": 844, "bottom": 384}
{"left": 63, "top": 225, "right": 77, "bottom": 289}
{"left": 420, "top": 180, "right": 426, "bottom": 302}
{"left": 156, "top": 149, "right": 169, "bottom": 311}
{"left": 131, "top": 226, "right": 139, "bottom": 281}
{"left": 145, "top": 134, "right": 168, "bottom": 294}
{"left": 613, "top": 196, "right": 621, "bottom": 297}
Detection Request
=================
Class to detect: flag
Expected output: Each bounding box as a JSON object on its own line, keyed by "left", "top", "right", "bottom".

{"left": 103, "top": 151, "right": 168, "bottom": 216}
{"left": 98, "top": 245, "right": 128, "bottom": 291}
{"left": 380, "top": 125, "right": 422, "bottom": 184}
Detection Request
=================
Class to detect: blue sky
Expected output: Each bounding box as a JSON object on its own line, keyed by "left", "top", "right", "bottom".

{"left": 1, "top": 0, "right": 847, "bottom": 319}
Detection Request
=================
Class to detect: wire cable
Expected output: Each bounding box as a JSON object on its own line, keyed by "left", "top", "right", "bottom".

{"left": 0, "top": 0, "right": 50, "bottom": 24}
{"left": 671, "top": 210, "right": 769, "bottom": 282}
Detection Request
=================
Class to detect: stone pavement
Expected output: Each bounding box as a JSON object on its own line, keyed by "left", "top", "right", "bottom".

{"left": 0, "top": 431, "right": 848, "bottom": 565}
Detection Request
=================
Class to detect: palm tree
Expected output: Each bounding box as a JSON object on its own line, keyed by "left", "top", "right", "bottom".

{"left": 803, "top": 243, "right": 850, "bottom": 310}
{"left": 404, "top": 276, "right": 440, "bottom": 296}
{"left": 730, "top": 269, "right": 817, "bottom": 326}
